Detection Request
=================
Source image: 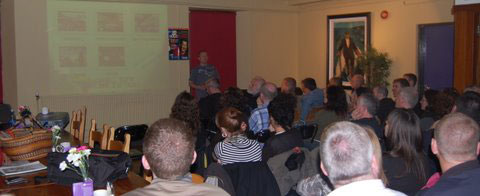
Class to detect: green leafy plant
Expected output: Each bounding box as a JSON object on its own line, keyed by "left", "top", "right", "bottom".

{"left": 355, "top": 47, "right": 392, "bottom": 88}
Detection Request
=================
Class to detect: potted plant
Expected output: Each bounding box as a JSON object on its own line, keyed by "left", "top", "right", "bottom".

{"left": 355, "top": 47, "right": 392, "bottom": 88}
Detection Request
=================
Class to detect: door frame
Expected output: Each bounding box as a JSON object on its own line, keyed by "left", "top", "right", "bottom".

{"left": 417, "top": 22, "right": 454, "bottom": 92}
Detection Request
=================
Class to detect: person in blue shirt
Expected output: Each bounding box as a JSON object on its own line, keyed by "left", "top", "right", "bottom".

{"left": 248, "top": 82, "right": 278, "bottom": 134}
{"left": 189, "top": 51, "right": 220, "bottom": 100}
{"left": 300, "top": 78, "right": 324, "bottom": 122}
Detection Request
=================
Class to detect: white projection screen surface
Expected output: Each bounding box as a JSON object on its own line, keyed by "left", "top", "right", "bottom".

{"left": 47, "top": 0, "right": 168, "bottom": 95}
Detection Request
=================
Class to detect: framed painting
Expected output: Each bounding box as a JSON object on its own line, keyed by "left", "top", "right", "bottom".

{"left": 327, "top": 12, "right": 371, "bottom": 87}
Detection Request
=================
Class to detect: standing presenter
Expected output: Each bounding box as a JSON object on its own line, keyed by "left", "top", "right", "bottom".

{"left": 189, "top": 51, "right": 220, "bottom": 100}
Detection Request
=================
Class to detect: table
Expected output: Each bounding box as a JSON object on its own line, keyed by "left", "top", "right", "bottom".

{"left": 0, "top": 130, "right": 149, "bottom": 195}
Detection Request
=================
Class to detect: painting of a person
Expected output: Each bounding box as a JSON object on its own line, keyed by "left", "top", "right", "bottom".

{"left": 337, "top": 32, "right": 362, "bottom": 79}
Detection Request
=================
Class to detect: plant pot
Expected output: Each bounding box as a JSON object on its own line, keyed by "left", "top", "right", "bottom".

{"left": 72, "top": 178, "right": 93, "bottom": 196}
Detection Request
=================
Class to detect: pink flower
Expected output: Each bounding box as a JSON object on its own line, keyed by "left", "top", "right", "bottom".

{"left": 77, "top": 146, "right": 89, "bottom": 151}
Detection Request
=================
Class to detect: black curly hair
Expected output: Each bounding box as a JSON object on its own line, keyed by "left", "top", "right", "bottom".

{"left": 220, "top": 87, "right": 251, "bottom": 115}
{"left": 268, "top": 93, "right": 297, "bottom": 130}
{"left": 170, "top": 91, "right": 200, "bottom": 136}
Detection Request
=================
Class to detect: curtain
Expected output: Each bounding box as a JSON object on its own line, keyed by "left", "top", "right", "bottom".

{"left": 189, "top": 10, "right": 237, "bottom": 95}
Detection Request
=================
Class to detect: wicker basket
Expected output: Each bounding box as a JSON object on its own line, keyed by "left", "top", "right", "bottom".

{"left": 0, "top": 129, "right": 53, "bottom": 161}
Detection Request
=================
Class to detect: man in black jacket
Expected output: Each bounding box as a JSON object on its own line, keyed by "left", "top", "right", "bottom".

{"left": 423, "top": 113, "right": 480, "bottom": 196}
{"left": 373, "top": 86, "right": 395, "bottom": 125}
{"left": 351, "top": 93, "right": 385, "bottom": 151}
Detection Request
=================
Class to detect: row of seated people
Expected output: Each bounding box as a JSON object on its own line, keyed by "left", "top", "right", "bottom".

{"left": 127, "top": 73, "right": 480, "bottom": 196}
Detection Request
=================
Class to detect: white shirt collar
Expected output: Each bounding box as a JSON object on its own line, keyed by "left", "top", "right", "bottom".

{"left": 328, "top": 179, "right": 406, "bottom": 196}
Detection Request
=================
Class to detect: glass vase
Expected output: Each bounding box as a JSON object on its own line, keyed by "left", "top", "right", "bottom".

{"left": 72, "top": 178, "right": 93, "bottom": 196}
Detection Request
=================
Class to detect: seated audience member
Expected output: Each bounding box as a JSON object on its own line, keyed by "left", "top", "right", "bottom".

{"left": 221, "top": 87, "right": 251, "bottom": 116}
{"left": 351, "top": 74, "right": 365, "bottom": 94}
{"left": 373, "top": 86, "right": 395, "bottom": 125}
{"left": 419, "top": 90, "right": 439, "bottom": 119}
{"left": 199, "top": 79, "right": 222, "bottom": 129}
{"left": 421, "top": 90, "right": 454, "bottom": 130}
{"left": 383, "top": 109, "right": 433, "bottom": 196}
{"left": 295, "top": 125, "right": 389, "bottom": 196}
{"left": 320, "top": 121, "right": 406, "bottom": 196}
{"left": 125, "top": 118, "right": 228, "bottom": 196}
{"left": 328, "top": 77, "right": 342, "bottom": 87}
{"left": 423, "top": 113, "right": 480, "bottom": 196}
{"left": 262, "top": 93, "right": 303, "bottom": 162}
{"left": 280, "top": 77, "right": 297, "bottom": 95}
{"left": 395, "top": 87, "right": 422, "bottom": 116}
{"left": 300, "top": 78, "right": 324, "bottom": 122}
{"left": 244, "top": 76, "right": 266, "bottom": 112}
{"left": 313, "top": 86, "right": 349, "bottom": 140}
{"left": 403, "top": 73, "right": 417, "bottom": 88}
{"left": 248, "top": 82, "right": 278, "bottom": 134}
{"left": 392, "top": 78, "right": 410, "bottom": 99}
{"left": 215, "top": 107, "right": 262, "bottom": 165}
{"left": 452, "top": 91, "right": 480, "bottom": 124}
{"left": 351, "top": 94, "right": 385, "bottom": 150}
{"left": 349, "top": 87, "right": 372, "bottom": 112}
{"left": 170, "top": 91, "right": 200, "bottom": 137}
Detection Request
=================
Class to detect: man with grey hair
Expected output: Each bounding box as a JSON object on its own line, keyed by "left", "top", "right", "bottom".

{"left": 373, "top": 86, "right": 395, "bottom": 125}
{"left": 395, "top": 87, "right": 422, "bottom": 117}
{"left": 395, "top": 87, "right": 418, "bottom": 110}
{"left": 320, "top": 121, "right": 405, "bottom": 196}
{"left": 199, "top": 79, "right": 222, "bottom": 126}
{"left": 423, "top": 113, "right": 480, "bottom": 195}
{"left": 248, "top": 82, "right": 278, "bottom": 134}
{"left": 245, "top": 76, "right": 266, "bottom": 112}
{"left": 351, "top": 94, "right": 385, "bottom": 150}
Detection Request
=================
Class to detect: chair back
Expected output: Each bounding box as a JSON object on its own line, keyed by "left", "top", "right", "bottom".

{"left": 88, "top": 119, "right": 109, "bottom": 150}
{"left": 114, "top": 124, "right": 147, "bottom": 142}
{"left": 107, "top": 127, "right": 130, "bottom": 153}
{"left": 70, "top": 106, "right": 86, "bottom": 144}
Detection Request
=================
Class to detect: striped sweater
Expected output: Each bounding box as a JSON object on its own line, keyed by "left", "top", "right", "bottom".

{"left": 214, "top": 135, "right": 262, "bottom": 165}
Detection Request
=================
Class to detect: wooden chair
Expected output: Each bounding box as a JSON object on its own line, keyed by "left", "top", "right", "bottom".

{"left": 144, "top": 170, "right": 153, "bottom": 183}
{"left": 107, "top": 127, "right": 131, "bottom": 154}
{"left": 70, "top": 106, "right": 86, "bottom": 144}
{"left": 88, "top": 119, "right": 109, "bottom": 150}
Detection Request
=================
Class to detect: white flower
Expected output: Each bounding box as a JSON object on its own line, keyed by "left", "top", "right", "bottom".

{"left": 55, "top": 136, "right": 61, "bottom": 139}
{"left": 52, "top": 125, "right": 60, "bottom": 130}
{"left": 72, "top": 160, "right": 81, "bottom": 167}
{"left": 69, "top": 148, "right": 77, "bottom": 153}
{"left": 59, "top": 161, "right": 67, "bottom": 171}
{"left": 82, "top": 149, "right": 91, "bottom": 156}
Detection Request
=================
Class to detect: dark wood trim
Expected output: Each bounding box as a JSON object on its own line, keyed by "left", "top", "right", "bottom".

{"left": 453, "top": 10, "right": 476, "bottom": 91}
{"left": 453, "top": 3, "right": 480, "bottom": 13}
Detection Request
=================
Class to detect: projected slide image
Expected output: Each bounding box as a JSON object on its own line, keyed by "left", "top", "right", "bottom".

{"left": 48, "top": 0, "right": 169, "bottom": 95}
{"left": 99, "top": 46, "right": 125, "bottom": 67}
{"left": 135, "top": 14, "right": 160, "bottom": 33}
{"left": 97, "top": 12, "right": 124, "bottom": 32}
{"left": 59, "top": 46, "right": 87, "bottom": 67}
{"left": 58, "top": 11, "right": 86, "bottom": 32}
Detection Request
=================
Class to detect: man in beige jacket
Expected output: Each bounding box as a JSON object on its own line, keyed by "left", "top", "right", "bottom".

{"left": 124, "top": 118, "right": 229, "bottom": 196}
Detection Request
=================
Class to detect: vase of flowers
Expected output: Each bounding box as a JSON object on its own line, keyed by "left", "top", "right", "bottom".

{"left": 59, "top": 146, "right": 93, "bottom": 196}
{"left": 50, "top": 125, "right": 62, "bottom": 152}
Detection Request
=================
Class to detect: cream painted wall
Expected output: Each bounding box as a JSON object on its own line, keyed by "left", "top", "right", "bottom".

{"left": 1, "top": 0, "right": 299, "bottom": 132}
{"left": 237, "top": 11, "right": 299, "bottom": 88}
{"left": 297, "top": 0, "right": 454, "bottom": 88}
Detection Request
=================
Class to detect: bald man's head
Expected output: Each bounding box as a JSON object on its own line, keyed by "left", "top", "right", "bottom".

{"left": 260, "top": 82, "right": 278, "bottom": 102}
{"left": 434, "top": 113, "right": 480, "bottom": 163}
